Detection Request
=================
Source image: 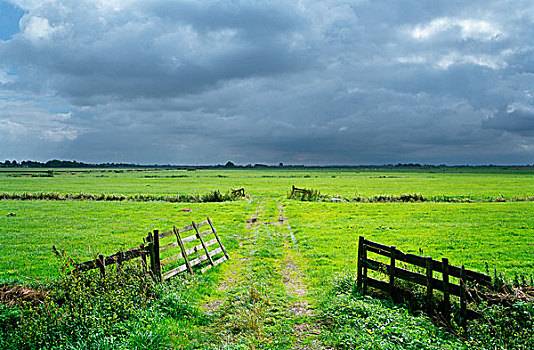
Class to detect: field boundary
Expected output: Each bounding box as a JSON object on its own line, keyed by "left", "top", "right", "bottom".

{"left": 357, "top": 236, "right": 492, "bottom": 328}
{"left": 73, "top": 217, "right": 229, "bottom": 281}
{"left": 0, "top": 190, "right": 241, "bottom": 203}
{"left": 73, "top": 245, "right": 148, "bottom": 277}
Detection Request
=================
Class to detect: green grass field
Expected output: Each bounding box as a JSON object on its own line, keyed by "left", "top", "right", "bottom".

{"left": 1, "top": 167, "right": 533, "bottom": 349}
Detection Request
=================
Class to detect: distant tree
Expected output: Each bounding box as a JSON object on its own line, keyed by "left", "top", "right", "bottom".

{"left": 225, "top": 161, "right": 236, "bottom": 168}
{"left": 279, "top": 162, "right": 284, "bottom": 167}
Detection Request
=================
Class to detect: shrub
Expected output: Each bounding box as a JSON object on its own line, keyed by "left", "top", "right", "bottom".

{"left": 0, "top": 255, "right": 169, "bottom": 349}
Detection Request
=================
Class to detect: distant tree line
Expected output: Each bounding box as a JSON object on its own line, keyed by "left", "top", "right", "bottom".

{"left": 0, "top": 159, "right": 145, "bottom": 168}
{"left": 1, "top": 159, "right": 531, "bottom": 168}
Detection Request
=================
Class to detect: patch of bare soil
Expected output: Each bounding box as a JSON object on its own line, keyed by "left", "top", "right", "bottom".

{"left": 278, "top": 204, "right": 287, "bottom": 224}
{"left": 246, "top": 206, "right": 262, "bottom": 228}
{"left": 0, "top": 285, "right": 46, "bottom": 305}
{"left": 282, "top": 261, "right": 307, "bottom": 298}
{"left": 203, "top": 299, "right": 223, "bottom": 313}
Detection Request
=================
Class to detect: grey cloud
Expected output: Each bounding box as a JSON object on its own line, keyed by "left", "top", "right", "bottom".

{"left": 1, "top": 0, "right": 309, "bottom": 101}
{"left": 483, "top": 109, "right": 534, "bottom": 136}
{"left": 1, "top": 0, "right": 534, "bottom": 164}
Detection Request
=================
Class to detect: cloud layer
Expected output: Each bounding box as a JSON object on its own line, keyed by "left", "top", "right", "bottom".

{"left": 1, "top": 0, "right": 533, "bottom": 164}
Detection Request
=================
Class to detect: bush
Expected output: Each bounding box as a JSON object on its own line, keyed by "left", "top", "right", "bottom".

{"left": 0, "top": 255, "right": 185, "bottom": 350}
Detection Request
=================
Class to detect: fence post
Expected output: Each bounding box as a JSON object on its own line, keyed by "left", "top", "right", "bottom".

{"left": 146, "top": 232, "right": 157, "bottom": 281}
{"left": 116, "top": 251, "right": 123, "bottom": 275}
{"left": 97, "top": 254, "right": 106, "bottom": 278}
{"left": 426, "top": 257, "right": 433, "bottom": 315}
{"left": 139, "top": 244, "right": 147, "bottom": 272}
{"left": 357, "top": 236, "right": 364, "bottom": 291}
{"left": 362, "top": 243, "right": 368, "bottom": 294}
{"left": 389, "top": 246, "right": 396, "bottom": 296}
{"left": 153, "top": 230, "right": 162, "bottom": 282}
{"left": 460, "top": 265, "right": 467, "bottom": 331}
{"left": 442, "top": 258, "right": 450, "bottom": 322}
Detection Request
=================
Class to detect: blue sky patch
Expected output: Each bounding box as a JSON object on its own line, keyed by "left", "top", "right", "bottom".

{"left": 0, "top": 0, "right": 24, "bottom": 40}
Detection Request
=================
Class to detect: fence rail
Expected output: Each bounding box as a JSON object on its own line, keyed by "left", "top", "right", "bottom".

{"left": 74, "top": 245, "right": 147, "bottom": 277}
{"left": 72, "top": 217, "right": 229, "bottom": 282}
{"left": 357, "top": 236, "right": 492, "bottom": 328}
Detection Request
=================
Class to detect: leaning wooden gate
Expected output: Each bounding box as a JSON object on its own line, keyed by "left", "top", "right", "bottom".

{"left": 73, "top": 217, "right": 229, "bottom": 282}
{"left": 145, "top": 217, "right": 230, "bottom": 281}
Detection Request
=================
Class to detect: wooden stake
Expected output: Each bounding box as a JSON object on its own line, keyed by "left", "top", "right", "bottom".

{"left": 357, "top": 236, "right": 364, "bottom": 291}
{"left": 153, "top": 230, "right": 162, "bottom": 282}
{"left": 442, "top": 258, "right": 450, "bottom": 322}
{"left": 97, "top": 254, "right": 105, "bottom": 278}
{"left": 426, "top": 257, "right": 433, "bottom": 315}
{"left": 362, "top": 243, "right": 368, "bottom": 295}
{"left": 146, "top": 232, "right": 157, "bottom": 281}
{"left": 460, "top": 265, "right": 467, "bottom": 331}
{"left": 140, "top": 244, "right": 147, "bottom": 272}
{"left": 389, "top": 246, "right": 396, "bottom": 296}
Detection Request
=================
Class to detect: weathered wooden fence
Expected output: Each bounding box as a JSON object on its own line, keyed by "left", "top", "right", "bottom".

{"left": 231, "top": 188, "right": 246, "bottom": 197}
{"left": 74, "top": 245, "right": 147, "bottom": 277}
{"left": 290, "top": 185, "right": 313, "bottom": 197}
{"left": 73, "top": 217, "right": 229, "bottom": 282}
{"left": 145, "top": 217, "right": 229, "bottom": 281}
{"left": 357, "top": 236, "right": 492, "bottom": 328}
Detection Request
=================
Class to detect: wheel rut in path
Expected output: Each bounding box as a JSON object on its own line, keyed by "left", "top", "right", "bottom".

{"left": 201, "top": 201, "right": 329, "bottom": 349}
{"left": 276, "top": 203, "right": 330, "bottom": 350}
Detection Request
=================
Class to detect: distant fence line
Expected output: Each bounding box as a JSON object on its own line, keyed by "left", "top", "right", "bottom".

{"left": 287, "top": 186, "right": 534, "bottom": 203}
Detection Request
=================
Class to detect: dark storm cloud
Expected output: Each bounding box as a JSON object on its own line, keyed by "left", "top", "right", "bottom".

{"left": 483, "top": 109, "right": 534, "bottom": 136}
{"left": 0, "top": 0, "right": 308, "bottom": 102}
{"left": 0, "top": 0, "right": 533, "bottom": 164}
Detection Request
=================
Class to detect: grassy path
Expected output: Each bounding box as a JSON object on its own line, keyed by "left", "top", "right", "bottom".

{"left": 184, "top": 198, "right": 327, "bottom": 349}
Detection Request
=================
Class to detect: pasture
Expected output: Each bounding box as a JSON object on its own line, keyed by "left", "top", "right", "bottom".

{"left": 1, "top": 167, "right": 533, "bottom": 349}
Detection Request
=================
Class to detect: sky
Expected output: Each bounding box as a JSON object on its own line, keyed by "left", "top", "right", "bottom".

{"left": 0, "top": 0, "right": 533, "bottom": 165}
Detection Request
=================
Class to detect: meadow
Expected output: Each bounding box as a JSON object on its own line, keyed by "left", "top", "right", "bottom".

{"left": 1, "top": 167, "right": 533, "bottom": 349}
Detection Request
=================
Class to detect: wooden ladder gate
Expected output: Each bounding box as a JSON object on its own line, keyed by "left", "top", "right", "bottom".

{"left": 72, "top": 217, "right": 229, "bottom": 282}
{"left": 145, "top": 217, "right": 230, "bottom": 282}
{"left": 356, "top": 236, "right": 492, "bottom": 329}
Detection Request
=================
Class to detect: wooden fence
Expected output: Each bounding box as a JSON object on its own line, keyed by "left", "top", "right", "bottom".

{"left": 357, "top": 236, "right": 492, "bottom": 328}
{"left": 75, "top": 245, "right": 147, "bottom": 278}
{"left": 290, "top": 185, "right": 313, "bottom": 197}
{"left": 231, "top": 188, "right": 246, "bottom": 197}
{"left": 73, "top": 217, "right": 229, "bottom": 281}
{"left": 145, "top": 217, "right": 229, "bottom": 281}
